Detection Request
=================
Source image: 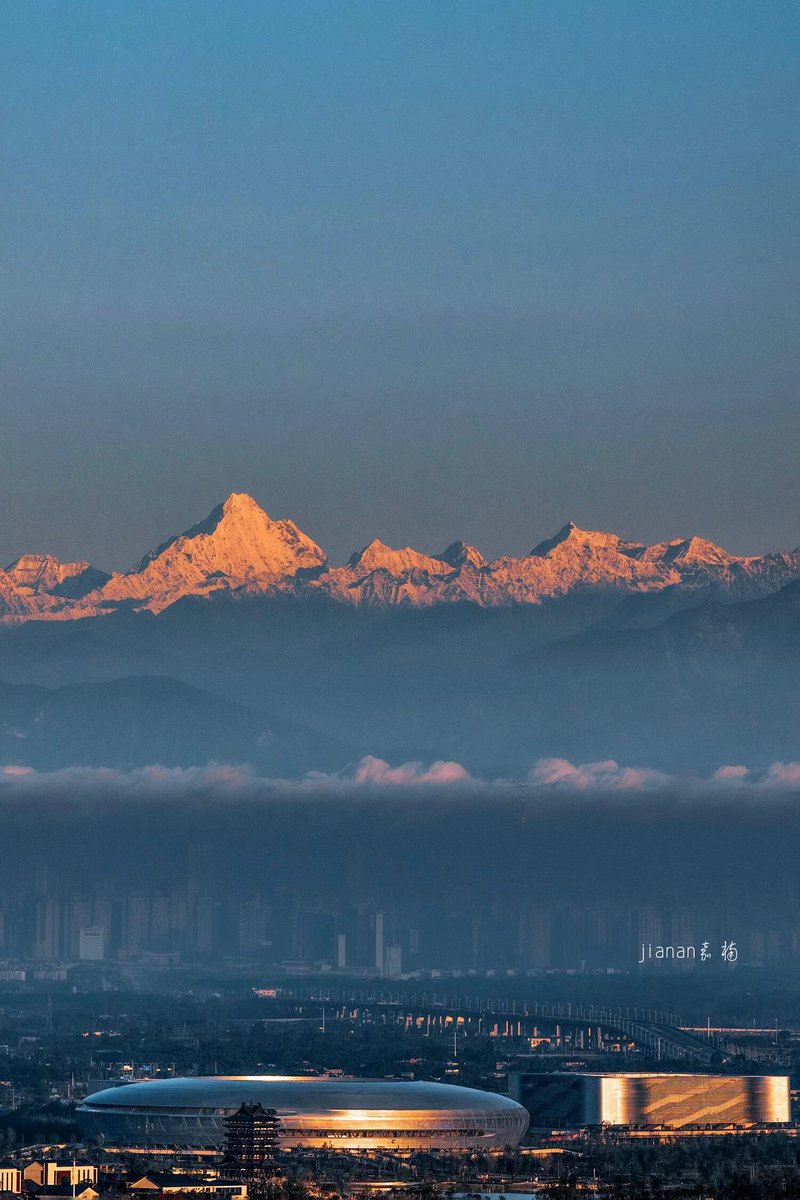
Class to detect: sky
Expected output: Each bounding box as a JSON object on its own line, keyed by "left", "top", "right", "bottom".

{"left": 1, "top": 0, "right": 798, "bottom": 571}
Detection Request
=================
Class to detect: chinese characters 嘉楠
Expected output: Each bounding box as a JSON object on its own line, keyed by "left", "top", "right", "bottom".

{"left": 638, "top": 940, "right": 738, "bottom": 964}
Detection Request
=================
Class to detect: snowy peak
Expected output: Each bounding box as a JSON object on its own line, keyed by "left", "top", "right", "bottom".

{"left": 346, "top": 539, "right": 446, "bottom": 576}
{"left": 222, "top": 491, "right": 263, "bottom": 517}
{"left": 529, "top": 520, "right": 581, "bottom": 555}
{"left": 132, "top": 492, "right": 299, "bottom": 570}
{"left": 98, "top": 493, "right": 327, "bottom": 612}
{"left": 4, "top": 554, "right": 110, "bottom": 599}
{"left": 656, "top": 536, "right": 736, "bottom": 567}
{"left": 437, "top": 540, "right": 487, "bottom": 569}
{"left": 529, "top": 521, "right": 620, "bottom": 558}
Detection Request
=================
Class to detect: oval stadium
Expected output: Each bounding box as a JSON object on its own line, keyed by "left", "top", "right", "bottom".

{"left": 77, "top": 1076, "right": 529, "bottom": 1151}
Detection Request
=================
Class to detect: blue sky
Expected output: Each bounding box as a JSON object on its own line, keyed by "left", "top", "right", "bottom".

{"left": 1, "top": 1, "right": 798, "bottom": 568}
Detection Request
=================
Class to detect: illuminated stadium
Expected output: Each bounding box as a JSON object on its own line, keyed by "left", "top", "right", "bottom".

{"left": 77, "top": 1076, "right": 529, "bottom": 1151}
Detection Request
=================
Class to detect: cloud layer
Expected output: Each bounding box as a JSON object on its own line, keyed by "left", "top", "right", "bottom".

{"left": 2, "top": 754, "right": 800, "bottom": 802}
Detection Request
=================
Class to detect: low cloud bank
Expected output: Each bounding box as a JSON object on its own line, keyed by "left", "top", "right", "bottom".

{"left": 1, "top": 755, "right": 800, "bottom": 801}
{"left": 527, "top": 758, "right": 669, "bottom": 790}
{"left": 345, "top": 755, "right": 472, "bottom": 786}
{"left": 528, "top": 757, "right": 800, "bottom": 792}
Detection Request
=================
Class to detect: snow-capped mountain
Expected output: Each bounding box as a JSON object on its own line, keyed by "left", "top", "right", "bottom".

{"left": 437, "top": 540, "right": 487, "bottom": 570}
{"left": 85, "top": 492, "right": 328, "bottom": 613}
{"left": 318, "top": 519, "right": 800, "bottom": 609}
{"left": 5, "top": 553, "right": 110, "bottom": 598}
{"left": 0, "top": 554, "right": 111, "bottom": 619}
{"left": 1, "top": 494, "right": 799, "bottom": 621}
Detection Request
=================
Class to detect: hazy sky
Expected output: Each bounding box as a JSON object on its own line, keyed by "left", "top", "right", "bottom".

{"left": 2, "top": 1, "right": 798, "bottom": 570}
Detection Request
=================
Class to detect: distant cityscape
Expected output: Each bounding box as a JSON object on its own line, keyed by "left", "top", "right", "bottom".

{"left": 2, "top": 871, "right": 798, "bottom": 977}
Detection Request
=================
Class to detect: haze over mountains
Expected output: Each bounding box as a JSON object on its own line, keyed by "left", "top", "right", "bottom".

{"left": 1, "top": 492, "right": 799, "bottom": 778}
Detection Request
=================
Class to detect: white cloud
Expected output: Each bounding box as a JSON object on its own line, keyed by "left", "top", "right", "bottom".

{"left": 760, "top": 761, "right": 800, "bottom": 787}
{"left": 526, "top": 757, "right": 800, "bottom": 794}
{"left": 712, "top": 764, "right": 750, "bottom": 783}
{"left": 348, "top": 756, "right": 474, "bottom": 786}
{"left": 528, "top": 757, "right": 669, "bottom": 790}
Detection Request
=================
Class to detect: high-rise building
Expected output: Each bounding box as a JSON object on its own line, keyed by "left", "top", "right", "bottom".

{"left": 79, "top": 927, "right": 105, "bottom": 962}
{"left": 35, "top": 898, "right": 62, "bottom": 960}
{"left": 384, "top": 942, "right": 402, "bottom": 978}
{"left": 238, "top": 899, "right": 267, "bottom": 957}
{"left": 123, "top": 895, "right": 151, "bottom": 956}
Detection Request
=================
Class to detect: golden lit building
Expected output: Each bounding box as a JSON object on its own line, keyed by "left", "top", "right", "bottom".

{"left": 510, "top": 1072, "right": 790, "bottom": 1130}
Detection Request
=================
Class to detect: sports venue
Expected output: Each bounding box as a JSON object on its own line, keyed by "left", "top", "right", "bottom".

{"left": 510, "top": 1072, "right": 791, "bottom": 1131}
{"left": 76, "top": 1076, "right": 530, "bottom": 1151}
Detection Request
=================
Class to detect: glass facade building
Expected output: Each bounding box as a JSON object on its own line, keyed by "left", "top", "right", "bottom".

{"left": 510, "top": 1072, "right": 791, "bottom": 1130}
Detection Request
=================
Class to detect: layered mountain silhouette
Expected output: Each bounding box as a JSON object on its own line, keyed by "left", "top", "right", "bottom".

{"left": 1, "top": 493, "right": 799, "bottom": 776}
{"left": 0, "top": 675, "right": 351, "bottom": 774}
{"left": 2, "top": 492, "right": 799, "bottom": 620}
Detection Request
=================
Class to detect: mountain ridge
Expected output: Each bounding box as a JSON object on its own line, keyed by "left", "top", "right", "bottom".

{"left": 2, "top": 492, "right": 799, "bottom": 621}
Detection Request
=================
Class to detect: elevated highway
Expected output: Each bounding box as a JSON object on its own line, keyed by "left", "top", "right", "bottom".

{"left": 276, "top": 984, "right": 770, "bottom": 1065}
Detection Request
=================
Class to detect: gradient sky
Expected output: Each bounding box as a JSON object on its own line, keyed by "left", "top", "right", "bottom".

{"left": 2, "top": 1, "right": 798, "bottom": 570}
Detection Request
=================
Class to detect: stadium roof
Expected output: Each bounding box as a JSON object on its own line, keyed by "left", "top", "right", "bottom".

{"left": 83, "top": 1076, "right": 522, "bottom": 1114}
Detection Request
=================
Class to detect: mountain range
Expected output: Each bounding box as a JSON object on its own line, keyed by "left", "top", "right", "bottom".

{"left": 2, "top": 492, "right": 799, "bottom": 620}
{"left": 1, "top": 492, "right": 799, "bottom": 778}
